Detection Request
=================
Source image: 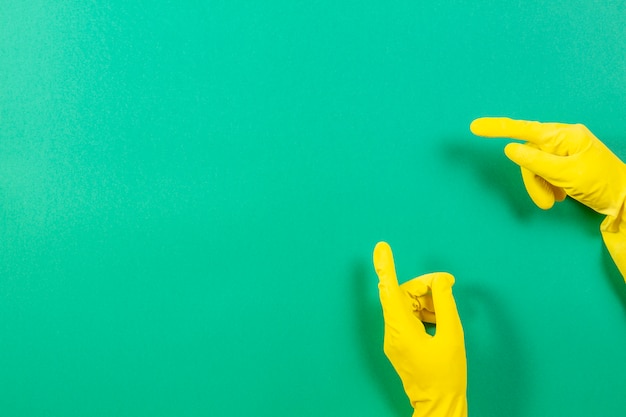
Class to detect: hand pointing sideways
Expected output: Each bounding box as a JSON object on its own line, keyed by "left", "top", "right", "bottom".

{"left": 471, "top": 117, "right": 626, "bottom": 280}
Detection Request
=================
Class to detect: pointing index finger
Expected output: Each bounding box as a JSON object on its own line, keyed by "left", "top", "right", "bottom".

{"left": 470, "top": 117, "right": 559, "bottom": 146}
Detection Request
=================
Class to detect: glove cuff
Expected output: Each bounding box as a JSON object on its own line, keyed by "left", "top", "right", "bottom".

{"left": 600, "top": 202, "right": 626, "bottom": 281}
{"left": 601, "top": 196, "right": 625, "bottom": 234}
{"left": 411, "top": 394, "right": 468, "bottom": 417}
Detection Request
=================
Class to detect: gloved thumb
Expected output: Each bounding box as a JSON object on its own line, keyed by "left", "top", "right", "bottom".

{"left": 373, "top": 241, "right": 400, "bottom": 290}
{"left": 373, "top": 242, "right": 408, "bottom": 324}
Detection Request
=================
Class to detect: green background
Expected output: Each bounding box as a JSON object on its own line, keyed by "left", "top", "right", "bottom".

{"left": 1, "top": 1, "right": 625, "bottom": 416}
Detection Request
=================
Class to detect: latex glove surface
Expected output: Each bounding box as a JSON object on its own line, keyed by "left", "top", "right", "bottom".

{"left": 471, "top": 117, "right": 626, "bottom": 280}
{"left": 373, "top": 242, "right": 467, "bottom": 417}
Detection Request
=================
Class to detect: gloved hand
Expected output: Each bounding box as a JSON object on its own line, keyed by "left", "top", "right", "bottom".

{"left": 373, "top": 242, "right": 467, "bottom": 417}
{"left": 470, "top": 117, "right": 626, "bottom": 280}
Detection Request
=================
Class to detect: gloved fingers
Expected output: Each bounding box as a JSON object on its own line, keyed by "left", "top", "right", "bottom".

{"left": 408, "top": 290, "right": 435, "bottom": 316}
{"left": 400, "top": 276, "right": 429, "bottom": 296}
{"left": 402, "top": 275, "right": 436, "bottom": 323}
{"left": 416, "top": 309, "right": 437, "bottom": 324}
{"left": 504, "top": 142, "right": 567, "bottom": 184}
{"left": 470, "top": 117, "right": 562, "bottom": 146}
{"left": 430, "top": 273, "right": 463, "bottom": 339}
{"left": 402, "top": 276, "right": 433, "bottom": 315}
{"left": 373, "top": 242, "right": 419, "bottom": 329}
{"left": 520, "top": 166, "right": 556, "bottom": 210}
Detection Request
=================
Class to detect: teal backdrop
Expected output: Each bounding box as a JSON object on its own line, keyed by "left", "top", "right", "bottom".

{"left": 1, "top": 1, "right": 625, "bottom": 416}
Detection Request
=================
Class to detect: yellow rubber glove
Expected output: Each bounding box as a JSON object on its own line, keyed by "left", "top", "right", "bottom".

{"left": 470, "top": 117, "right": 626, "bottom": 281}
{"left": 373, "top": 242, "right": 467, "bottom": 417}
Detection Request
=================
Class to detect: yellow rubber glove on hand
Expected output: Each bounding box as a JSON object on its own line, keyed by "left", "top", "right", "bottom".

{"left": 471, "top": 117, "right": 626, "bottom": 280}
{"left": 373, "top": 242, "right": 467, "bottom": 417}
